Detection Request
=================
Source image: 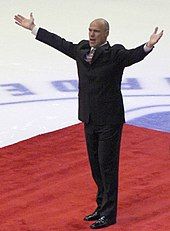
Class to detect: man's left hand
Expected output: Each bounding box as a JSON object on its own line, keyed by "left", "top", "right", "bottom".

{"left": 146, "top": 27, "right": 163, "bottom": 48}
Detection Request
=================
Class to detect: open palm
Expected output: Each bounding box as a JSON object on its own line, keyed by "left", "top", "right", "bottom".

{"left": 149, "top": 27, "right": 163, "bottom": 46}
{"left": 14, "top": 13, "right": 35, "bottom": 30}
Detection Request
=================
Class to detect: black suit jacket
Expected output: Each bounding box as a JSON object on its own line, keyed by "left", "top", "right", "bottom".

{"left": 36, "top": 28, "right": 152, "bottom": 125}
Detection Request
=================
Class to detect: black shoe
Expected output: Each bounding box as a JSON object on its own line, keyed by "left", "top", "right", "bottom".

{"left": 84, "top": 209, "right": 100, "bottom": 221}
{"left": 90, "top": 216, "right": 116, "bottom": 229}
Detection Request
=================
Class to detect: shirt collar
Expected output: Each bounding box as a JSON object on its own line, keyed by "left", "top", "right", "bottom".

{"left": 91, "top": 41, "right": 108, "bottom": 50}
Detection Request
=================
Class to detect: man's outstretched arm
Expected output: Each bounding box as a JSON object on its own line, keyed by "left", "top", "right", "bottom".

{"left": 14, "top": 13, "right": 77, "bottom": 60}
{"left": 115, "top": 27, "right": 164, "bottom": 67}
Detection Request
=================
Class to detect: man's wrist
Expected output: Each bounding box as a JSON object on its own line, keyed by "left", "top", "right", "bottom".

{"left": 143, "top": 43, "right": 154, "bottom": 53}
{"left": 30, "top": 24, "right": 36, "bottom": 31}
{"left": 146, "top": 42, "right": 154, "bottom": 49}
{"left": 31, "top": 26, "right": 39, "bottom": 36}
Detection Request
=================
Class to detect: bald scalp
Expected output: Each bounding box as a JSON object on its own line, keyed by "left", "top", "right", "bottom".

{"left": 91, "top": 18, "right": 110, "bottom": 32}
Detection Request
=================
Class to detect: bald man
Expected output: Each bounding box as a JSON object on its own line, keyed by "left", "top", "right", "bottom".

{"left": 14, "top": 14, "right": 163, "bottom": 229}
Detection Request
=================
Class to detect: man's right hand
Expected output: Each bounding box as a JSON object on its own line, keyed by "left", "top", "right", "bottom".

{"left": 14, "top": 13, "right": 35, "bottom": 31}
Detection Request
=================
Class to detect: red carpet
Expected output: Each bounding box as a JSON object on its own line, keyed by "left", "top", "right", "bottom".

{"left": 0, "top": 124, "right": 169, "bottom": 231}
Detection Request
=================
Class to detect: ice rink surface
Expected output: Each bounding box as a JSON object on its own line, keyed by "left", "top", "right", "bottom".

{"left": 0, "top": 0, "right": 169, "bottom": 147}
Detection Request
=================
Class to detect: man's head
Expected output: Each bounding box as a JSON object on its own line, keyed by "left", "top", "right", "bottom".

{"left": 88, "top": 18, "right": 109, "bottom": 48}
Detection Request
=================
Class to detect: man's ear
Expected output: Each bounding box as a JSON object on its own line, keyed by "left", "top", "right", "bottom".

{"left": 105, "top": 30, "right": 109, "bottom": 37}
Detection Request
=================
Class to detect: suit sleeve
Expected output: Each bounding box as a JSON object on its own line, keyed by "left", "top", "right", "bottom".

{"left": 114, "top": 44, "right": 153, "bottom": 67}
{"left": 36, "top": 28, "right": 77, "bottom": 60}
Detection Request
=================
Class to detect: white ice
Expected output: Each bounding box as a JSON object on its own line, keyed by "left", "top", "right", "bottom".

{"left": 0, "top": 0, "right": 169, "bottom": 147}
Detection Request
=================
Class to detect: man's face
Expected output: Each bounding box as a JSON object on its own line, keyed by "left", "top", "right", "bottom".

{"left": 88, "top": 20, "right": 108, "bottom": 48}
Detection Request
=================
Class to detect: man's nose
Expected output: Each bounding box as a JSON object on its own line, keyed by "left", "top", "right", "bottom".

{"left": 90, "top": 31, "right": 95, "bottom": 37}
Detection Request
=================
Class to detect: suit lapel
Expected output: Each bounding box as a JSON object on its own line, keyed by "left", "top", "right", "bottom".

{"left": 91, "top": 42, "right": 110, "bottom": 64}
{"left": 78, "top": 41, "right": 111, "bottom": 65}
{"left": 78, "top": 41, "right": 90, "bottom": 64}
{"left": 80, "top": 48, "right": 90, "bottom": 64}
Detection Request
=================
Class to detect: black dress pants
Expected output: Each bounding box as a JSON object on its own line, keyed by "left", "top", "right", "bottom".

{"left": 84, "top": 120, "right": 123, "bottom": 221}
